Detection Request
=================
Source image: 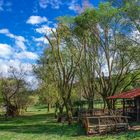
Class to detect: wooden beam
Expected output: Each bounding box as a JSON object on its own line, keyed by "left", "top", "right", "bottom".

{"left": 136, "top": 97, "right": 140, "bottom": 122}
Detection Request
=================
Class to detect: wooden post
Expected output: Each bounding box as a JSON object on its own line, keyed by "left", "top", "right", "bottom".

{"left": 112, "top": 99, "right": 115, "bottom": 110}
{"left": 123, "top": 99, "right": 125, "bottom": 115}
{"left": 136, "top": 97, "right": 140, "bottom": 122}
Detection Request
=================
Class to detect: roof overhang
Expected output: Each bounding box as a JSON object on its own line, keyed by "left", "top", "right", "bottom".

{"left": 107, "top": 88, "right": 140, "bottom": 100}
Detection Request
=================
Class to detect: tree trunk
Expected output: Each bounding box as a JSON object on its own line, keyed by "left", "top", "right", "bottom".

{"left": 47, "top": 103, "right": 50, "bottom": 112}
{"left": 57, "top": 104, "right": 64, "bottom": 122}
{"left": 88, "top": 99, "right": 94, "bottom": 110}
{"left": 54, "top": 103, "right": 58, "bottom": 118}
{"left": 103, "top": 99, "right": 106, "bottom": 110}
{"left": 65, "top": 104, "right": 72, "bottom": 125}
{"left": 6, "top": 104, "right": 19, "bottom": 117}
{"left": 105, "top": 99, "right": 113, "bottom": 110}
{"left": 64, "top": 99, "right": 72, "bottom": 125}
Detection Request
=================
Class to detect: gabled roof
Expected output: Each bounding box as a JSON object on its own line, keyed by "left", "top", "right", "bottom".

{"left": 107, "top": 88, "right": 140, "bottom": 99}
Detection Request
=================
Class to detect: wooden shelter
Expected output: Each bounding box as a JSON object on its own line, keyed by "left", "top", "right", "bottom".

{"left": 108, "top": 88, "right": 140, "bottom": 122}
{"left": 81, "top": 115, "right": 128, "bottom": 135}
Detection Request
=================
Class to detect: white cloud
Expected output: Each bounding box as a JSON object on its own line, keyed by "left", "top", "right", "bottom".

{"left": 16, "top": 51, "right": 39, "bottom": 60}
{"left": 39, "top": 0, "right": 48, "bottom": 9}
{"left": 0, "top": 59, "right": 38, "bottom": 89}
{"left": 15, "top": 36, "right": 25, "bottom": 42}
{"left": 0, "top": 59, "right": 39, "bottom": 89}
{"left": 0, "top": 59, "right": 31, "bottom": 74}
{"left": 0, "top": 28, "right": 26, "bottom": 50}
{"left": 0, "top": 43, "right": 12, "bottom": 58}
{"left": 130, "top": 30, "right": 140, "bottom": 43}
{"left": 35, "top": 25, "right": 55, "bottom": 35}
{"left": 15, "top": 36, "right": 26, "bottom": 50}
{"left": 68, "top": 0, "right": 78, "bottom": 12}
{"left": 0, "top": 59, "right": 9, "bottom": 75}
{"left": 68, "top": 0, "right": 92, "bottom": 13}
{"left": 26, "top": 16, "right": 47, "bottom": 25}
{"left": 0, "top": 28, "right": 17, "bottom": 39}
{"left": 0, "top": 59, "right": 33, "bottom": 76}
{"left": 0, "top": 28, "right": 9, "bottom": 34}
{"left": 7, "top": 60, "right": 33, "bottom": 74}
{"left": 33, "top": 36, "right": 49, "bottom": 44}
{"left": 39, "top": 0, "right": 62, "bottom": 9}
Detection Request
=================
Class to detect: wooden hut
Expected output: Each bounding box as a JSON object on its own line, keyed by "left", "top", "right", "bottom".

{"left": 108, "top": 88, "right": 140, "bottom": 122}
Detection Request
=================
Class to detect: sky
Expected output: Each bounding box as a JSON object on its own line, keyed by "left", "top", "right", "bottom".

{"left": 0, "top": 0, "right": 101, "bottom": 87}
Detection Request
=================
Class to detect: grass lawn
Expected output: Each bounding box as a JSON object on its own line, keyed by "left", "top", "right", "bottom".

{"left": 0, "top": 106, "right": 140, "bottom": 140}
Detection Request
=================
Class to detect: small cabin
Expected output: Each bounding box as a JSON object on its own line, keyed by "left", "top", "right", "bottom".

{"left": 108, "top": 88, "right": 140, "bottom": 122}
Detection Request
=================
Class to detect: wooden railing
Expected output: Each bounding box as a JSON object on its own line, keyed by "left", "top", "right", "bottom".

{"left": 81, "top": 115, "right": 129, "bottom": 135}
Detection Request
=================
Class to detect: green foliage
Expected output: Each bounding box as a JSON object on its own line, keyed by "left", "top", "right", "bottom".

{"left": 35, "top": 1, "right": 140, "bottom": 111}
{"left": 97, "top": 2, "right": 119, "bottom": 27}
{"left": 57, "top": 16, "right": 75, "bottom": 25}
{"left": 38, "top": 83, "right": 59, "bottom": 106}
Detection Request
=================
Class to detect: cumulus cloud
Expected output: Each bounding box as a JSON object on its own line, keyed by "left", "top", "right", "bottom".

{"left": 16, "top": 51, "right": 39, "bottom": 60}
{"left": 39, "top": 0, "right": 62, "bottom": 9}
{"left": 0, "top": 59, "right": 32, "bottom": 77}
{"left": 0, "top": 28, "right": 38, "bottom": 61}
{"left": 34, "top": 36, "right": 49, "bottom": 44}
{"left": 0, "top": 59, "right": 32, "bottom": 74}
{"left": 0, "top": 59, "right": 9, "bottom": 75}
{"left": 0, "top": 30, "right": 38, "bottom": 89}
{"left": 68, "top": 0, "right": 92, "bottom": 13}
{"left": 0, "top": 28, "right": 26, "bottom": 50}
{"left": 0, "top": 43, "right": 12, "bottom": 58}
{"left": 15, "top": 37, "right": 26, "bottom": 50}
{"left": 0, "top": 59, "right": 39, "bottom": 89}
{"left": 68, "top": 0, "right": 79, "bottom": 12}
{"left": 26, "top": 16, "right": 48, "bottom": 25}
{"left": 0, "top": 28, "right": 10, "bottom": 34}
{"left": 35, "top": 25, "right": 55, "bottom": 35}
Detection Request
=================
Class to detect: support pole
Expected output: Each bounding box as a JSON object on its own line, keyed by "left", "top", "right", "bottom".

{"left": 123, "top": 99, "right": 125, "bottom": 115}
{"left": 136, "top": 97, "right": 140, "bottom": 122}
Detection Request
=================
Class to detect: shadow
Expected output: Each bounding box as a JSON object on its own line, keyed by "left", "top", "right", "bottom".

{"left": 0, "top": 113, "right": 139, "bottom": 139}
{"left": 0, "top": 113, "right": 85, "bottom": 137}
{"left": 0, "top": 113, "right": 54, "bottom": 123}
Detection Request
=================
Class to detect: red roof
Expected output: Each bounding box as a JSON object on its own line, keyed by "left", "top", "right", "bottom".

{"left": 107, "top": 88, "right": 140, "bottom": 99}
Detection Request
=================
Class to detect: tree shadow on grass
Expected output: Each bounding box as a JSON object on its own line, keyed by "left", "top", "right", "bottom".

{"left": 1, "top": 113, "right": 139, "bottom": 139}
{"left": 0, "top": 113, "right": 55, "bottom": 124}
{"left": 0, "top": 123, "right": 85, "bottom": 136}
{"left": 0, "top": 113, "right": 85, "bottom": 137}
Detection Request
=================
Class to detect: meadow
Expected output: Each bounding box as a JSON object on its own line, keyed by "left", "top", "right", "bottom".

{"left": 0, "top": 106, "right": 140, "bottom": 140}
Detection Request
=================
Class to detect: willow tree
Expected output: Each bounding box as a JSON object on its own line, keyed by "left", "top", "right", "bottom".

{"left": 45, "top": 24, "right": 83, "bottom": 124}
{"left": 94, "top": 2, "right": 140, "bottom": 109}
{"left": 73, "top": 8, "right": 99, "bottom": 109}
{"left": 73, "top": 2, "right": 140, "bottom": 109}
{"left": 109, "top": 0, "right": 140, "bottom": 32}
{"left": 34, "top": 48, "right": 64, "bottom": 120}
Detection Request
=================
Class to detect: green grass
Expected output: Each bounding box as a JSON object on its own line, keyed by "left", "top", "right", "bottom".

{"left": 0, "top": 106, "right": 140, "bottom": 140}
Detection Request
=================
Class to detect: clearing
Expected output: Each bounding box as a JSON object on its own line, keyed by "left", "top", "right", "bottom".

{"left": 0, "top": 106, "right": 140, "bottom": 140}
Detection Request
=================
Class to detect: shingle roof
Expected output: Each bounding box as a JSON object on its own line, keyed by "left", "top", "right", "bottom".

{"left": 107, "top": 88, "right": 140, "bottom": 99}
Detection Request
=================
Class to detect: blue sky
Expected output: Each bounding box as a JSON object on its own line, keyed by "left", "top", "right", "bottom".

{"left": 0, "top": 0, "right": 101, "bottom": 84}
